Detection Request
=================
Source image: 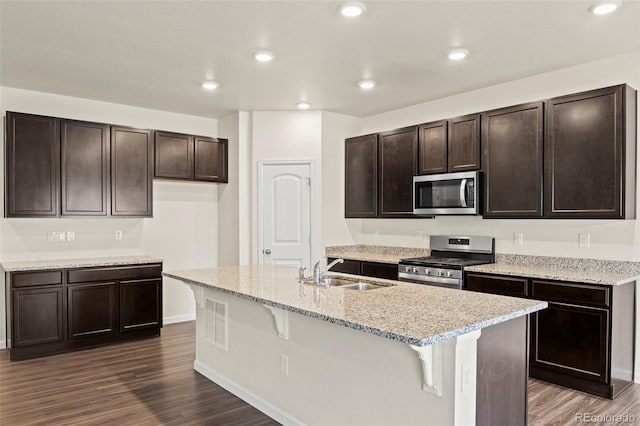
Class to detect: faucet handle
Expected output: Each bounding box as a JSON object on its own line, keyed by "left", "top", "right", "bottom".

{"left": 298, "top": 266, "right": 307, "bottom": 280}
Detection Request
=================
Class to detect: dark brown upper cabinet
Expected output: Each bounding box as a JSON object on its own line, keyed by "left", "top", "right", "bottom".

{"left": 448, "top": 113, "right": 481, "bottom": 172}
{"left": 379, "top": 126, "right": 418, "bottom": 217}
{"left": 345, "top": 134, "right": 378, "bottom": 218}
{"left": 417, "top": 120, "right": 447, "bottom": 175}
{"left": 61, "top": 120, "right": 110, "bottom": 216}
{"left": 194, "top": 136, "right": 228, "bottom": 182}
{"left": 154, "top": 131, "right": 194, "bottom": 180}
{"left": 544, "top": 85, "right": 636, "bottom": 219}
{"left": 110, "top": 126, "right": 153, "bottom": 217}
{"left": 5, "top": 112, "right": 59, "bottom": 217}
{"left": 482, "top": 102, "right": 544, "bottom": 218}
{"left": 153, "top": 132, "right": 228, "bottom": 183}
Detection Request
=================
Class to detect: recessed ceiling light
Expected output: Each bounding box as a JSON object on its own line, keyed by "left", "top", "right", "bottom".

{"left": 338, "top": 2, "right": 366, "bottom": 17}
{"left": 358, "top": 80, "right": 376, "bottom": 90}
{"left": 448, "top": 49, "right": 469, "bottom": 61}
{"left": 254, "top": 51, "right": 275, "bottom": 62}
{"left": 201, "top": 80, "right": 219, "bottom": 90}
{"left": 297, "top": 102, "right": 311, "bottom": 110}
{"left": 588, "top": 0, "right": 621, "bottom": 15}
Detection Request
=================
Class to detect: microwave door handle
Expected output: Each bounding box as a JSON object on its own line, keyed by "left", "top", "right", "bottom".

{"left": 459, "top": 179, "right": 468, "bottom": 208}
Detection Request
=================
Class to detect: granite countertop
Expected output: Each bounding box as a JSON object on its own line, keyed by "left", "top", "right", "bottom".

{"left": 466, "top": 254, "right": 640, "bottom": 286}
{"left": 1, "top": 255, "right": 163, "bottom": 272}
{"left": 325, "top": 245, "right": 430, "bottom": 264}
{"left": 164, "top": 265, "right": 546, "bottom": 347}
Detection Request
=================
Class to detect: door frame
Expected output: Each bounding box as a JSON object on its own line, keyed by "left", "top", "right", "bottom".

{"left": 257, "top": 160, "right": 316, "bottom": 267}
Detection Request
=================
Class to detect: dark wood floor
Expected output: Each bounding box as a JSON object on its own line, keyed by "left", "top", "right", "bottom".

{"left": 1, "top": 321, "right": 638, "bottom": 425}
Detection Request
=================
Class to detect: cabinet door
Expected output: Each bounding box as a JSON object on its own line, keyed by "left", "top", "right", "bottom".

{"left": 194, "top": 136, "right": 228, "bottom": 182}
{"left": 531, "top": 302, "right": 609, "bottom": 383}
{"left": 448, "top": 114, "right": 481, "bottom": 172}
{"left": 418, "top": 120, "right": 447, "bottom": 175}
{"left": 345, "top": 134, "right": 378, "bottom": 218}
{"left": 482, "top": 103, "right": 543, "bottom": 218}
{"left": 5, "top": 112, "right": 59, "bottom": 217}
{"left": 61, "top": 120, "right": 109, "bottom": 216}
{"left": 378, "top": 126, "right": 417, "bottom": 217}
{"left": 545, "top": 86, "right": 624, "bottom": 218}
{"left": 154, "top": 131, "right": 194, "bottom": 180}
{"left": 120, "top": 279, "right": 162, "bottom": 332}
{"left": 465, "top": 273, "right": 528, "bottom": 297}
{"left": 361, "top": 262, "right": 398, "bottom": 280}
{"left": 12, "top": 287, "right": 63, "bottom": 347}
{"left": 67, "top": 282, "right": 116, "bottom": 339}
{"left": 111, "top": 126, "right": 153, "bottom": 217}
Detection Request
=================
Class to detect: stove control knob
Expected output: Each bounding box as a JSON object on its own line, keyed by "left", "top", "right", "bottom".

{"left": 424, "top": 269, "right": 430, "bottom": 275}
{"left": 404, "top": 266, "right": 411, "bottom": 273}
{"left": 446, "top": 271, "right": 452, "bottom": 277}
{"left": 412, "top": 267, "right": 418, "bottom": 273}
{"left": 438, "top": 270, "right": 444, "bottom": 276}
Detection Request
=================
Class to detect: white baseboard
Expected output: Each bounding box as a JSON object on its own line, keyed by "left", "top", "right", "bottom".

{"left": 194, "top": 360, "right": 305, "bottom": 426}
{"left": 163, "top": 314, "right": 195, "bottom": 325}
{"left": 0, "top": 340, "right": 6, "bottom": 350}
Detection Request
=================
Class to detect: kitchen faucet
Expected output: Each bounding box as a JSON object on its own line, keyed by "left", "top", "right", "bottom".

{"left": 313, "top": 257, "right": 344, "bottom": 283}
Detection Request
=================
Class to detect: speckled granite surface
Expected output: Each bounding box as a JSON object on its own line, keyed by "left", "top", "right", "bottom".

{"left": 466, "top": 254, "right": 640, "bottom": 286}
{"left": 164, "top": 265, "right": 546, "bottom": 347}
{"left": 325, "top": 245, "right": 430, "bottom": 264}
{"left": 1, "top": 255, "right": 163, "bottom": 272}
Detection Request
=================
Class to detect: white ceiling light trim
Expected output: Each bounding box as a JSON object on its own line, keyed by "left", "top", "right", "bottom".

{"left": 588, "top": 0, "right": 621, "bottom": 15}
{"left": 358, "top": 80, "right": 376, "bottom": 89}
{"left": 297, "top": 102, "right": 311, "bottom": 110}
{"left": 201, "top": 80, "right": 219, "bottom": 90}
{"left": 339, "top": 2, "right": 366, "bottom": 17}
{"left": 448, "top": 49, "right": 469, "bottom": 61}
{"left": 254, "top": 51, "right": 275, "bottom": 62}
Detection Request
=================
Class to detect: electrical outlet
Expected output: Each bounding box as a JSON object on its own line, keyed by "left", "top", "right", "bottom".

{"left": 579, "top": 233, "right": 590, "bottom": 248}
{"left": 280, "top": 354, "right": 289, "bottom": 376}
{"left": 115, "top": 230, "right": 123, "bottom": 241}
{"left": 66, "top": 231, "right": 75, "bottom": 242}
{"left": 416, "top": 230, "right": 424, "bottom": 240}
{"left": 513, "top": 232, "right": 524, "bottom": 246}
{"left": 47, "top": 231, "right": 66, "bottom": 243}
{"left": 461, "top": 362, "right": 474, "bottom": 391}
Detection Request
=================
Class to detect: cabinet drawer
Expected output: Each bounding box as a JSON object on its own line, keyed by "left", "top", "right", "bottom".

{"left": 327, "top": 258, "right": 361, "bottom": 275}
{"left": 11, "top": 270, "right": 63, "bottom": 288}
{"left": 531, "top": 280, "right": 610, "bottom": 308}
{"left": 465, "top": 273, "right": 528, "bottom": 297}
{"left": 361, "top": 261, "right": 398, "bottom": 280}
{"left": 67, "top": 264, "right": 162, "bottom": 284}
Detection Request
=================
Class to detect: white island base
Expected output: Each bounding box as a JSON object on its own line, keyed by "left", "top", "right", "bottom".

{"left": 187, "top": 283, "right": 528, "bottom": 426}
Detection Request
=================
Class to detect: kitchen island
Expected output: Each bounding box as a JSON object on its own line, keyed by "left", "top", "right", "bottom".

{"left": 165, "top": 265, "right": 547, "bottom": 426}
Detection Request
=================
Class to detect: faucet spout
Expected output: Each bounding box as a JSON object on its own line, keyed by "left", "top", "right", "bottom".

{"left": 325, "top": 258, "right": 344, "bottom": 272}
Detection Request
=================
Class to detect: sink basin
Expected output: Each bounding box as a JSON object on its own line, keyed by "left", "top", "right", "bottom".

{"left": 340, "top": 283, "right": 384, "bottom": 291}
{"left": 318, "top": 277, "right": 356, "bottom": 287}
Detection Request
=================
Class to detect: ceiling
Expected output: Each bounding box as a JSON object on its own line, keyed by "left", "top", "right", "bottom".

{"left": 1, "top": 1, "right": 639, "bottom": 119}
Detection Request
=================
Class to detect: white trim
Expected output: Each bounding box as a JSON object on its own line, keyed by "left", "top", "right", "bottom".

{"left": 257, "top": 160, "right": 316, "bottom": 267}
{"left": 163, "top": 314, "right": 195, "bottom": 325}
{"left": 194, "top": 359, "right": 305, "bottom": 426}
{"left": 0, "top": 340, "right": 6, "bottom": 350}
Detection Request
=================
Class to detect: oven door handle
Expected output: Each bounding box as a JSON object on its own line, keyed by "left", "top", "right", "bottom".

{"left": 459, "top": 179, "right": 468, "bottom": 208}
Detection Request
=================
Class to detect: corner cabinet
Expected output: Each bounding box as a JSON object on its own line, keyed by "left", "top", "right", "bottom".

{"left": 4, "top": 112, "right": 154, "bottom": 218}
{"left": 6, "top": 263, "right": 163, "bottom": 360}
{"left": 545, "top": 85, "right": 636, "bottom": 219}
{"left": 465, "top": 273, "right": 635, "bottom": 399}
{"left": 482, "top": 103, "right": 544, "bottom": 218}
{"left": 154, "top": 131, "right": 228, "bottom": 183}
{"left": 344, "top": 134, "right": 378, "bottom": 218}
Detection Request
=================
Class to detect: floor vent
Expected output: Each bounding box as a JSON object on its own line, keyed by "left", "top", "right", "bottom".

{"left": 206, "top": 298, "right": 228, "bottom": 351}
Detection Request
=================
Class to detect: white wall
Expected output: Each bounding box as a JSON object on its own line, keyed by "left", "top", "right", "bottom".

{"left": 324, "top": 51, "right": 640, "bottom": 262}
{"left": 0, "top": 87, "right": 220, "bottom": 343}
{"left": 251, "top": 111, "right": 323, "bottom": 264}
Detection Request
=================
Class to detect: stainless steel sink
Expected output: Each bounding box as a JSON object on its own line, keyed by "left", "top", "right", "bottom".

{"left": 340, "top": 283, "right": 385, "bottom": 291}
{"left": 318, "top": 277, "right": 356, "bottom": 287}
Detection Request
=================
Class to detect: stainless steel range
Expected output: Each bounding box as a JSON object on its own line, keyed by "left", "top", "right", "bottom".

{"left": 398, "top": 235, "right": 495, "bottom": 289}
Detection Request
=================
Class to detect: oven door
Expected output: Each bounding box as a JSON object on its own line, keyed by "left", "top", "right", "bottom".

{"left": 413, "top": 171, "right": 479, "bottom": 215}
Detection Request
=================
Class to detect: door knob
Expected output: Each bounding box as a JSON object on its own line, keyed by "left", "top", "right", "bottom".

{"left": 263, "top": 249, "right": 271, "bottom": 254}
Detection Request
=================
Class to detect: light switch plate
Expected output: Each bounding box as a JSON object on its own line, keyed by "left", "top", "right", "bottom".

{"left": 47, "top": 231, "right": 66, "bottom": 243}
{"left": 115, "top": 230, "right": 123, "bottom": 241}
{"left": 66, "top": 231, "right": 75, "bottom": 242}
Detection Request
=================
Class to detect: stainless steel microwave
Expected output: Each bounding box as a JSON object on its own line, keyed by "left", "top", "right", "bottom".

{"left": 413, "top": 171, "right": 481, "bottom": 215}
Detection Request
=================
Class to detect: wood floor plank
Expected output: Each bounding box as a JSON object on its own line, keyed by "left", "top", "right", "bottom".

{"left": 2, "top": 321, "right": 638, "bottom": 425}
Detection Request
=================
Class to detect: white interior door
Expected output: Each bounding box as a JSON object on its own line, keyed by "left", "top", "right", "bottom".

{"left": 259, "top": 162, "right": 312, "bottom": 268}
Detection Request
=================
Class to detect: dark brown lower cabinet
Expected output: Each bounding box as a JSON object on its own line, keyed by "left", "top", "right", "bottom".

{"left": 6, "top": 263, "right": 163, "bottom": 361}
{"left": 327, "top": 258, "right": 398, "bottom": 280}
{"left": 465, "top": 272, "right": 635, "bottom": 399}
